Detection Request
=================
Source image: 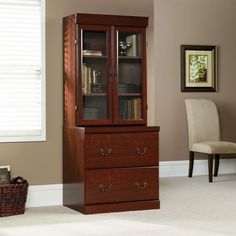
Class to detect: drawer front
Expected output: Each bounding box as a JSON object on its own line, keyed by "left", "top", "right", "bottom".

{"left": 85, "top": 167, "right": 159, "bottom": 204}
{"left": 85, "top": 132, "right": 159, "bottom": 168}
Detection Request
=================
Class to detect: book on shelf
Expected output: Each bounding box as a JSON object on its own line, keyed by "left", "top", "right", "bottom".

{"left": 83, "top": 64, "right": 103, "bottom": 94}
{"left": 83, "top": 50, "right": 102, "bottom": 56}
{"left": 126, "top": 34, "right": 138, "bottom": 57}
{"left": 120, "top": 98, "right": 141, "bottom": 120}
{"left": 82, "top": 63, "right": 86, "bottom": 93}
{"left": 82, "top": 64, "right": 92, "bottom": 94}
{"left": 133, "top": 98, "right": 139, "bottom": 120}
{"left": 133, "top": 98, "right": 141, "bottom": 119}
{"left": 87, "top": 67, "right": 92, "bottom": 94}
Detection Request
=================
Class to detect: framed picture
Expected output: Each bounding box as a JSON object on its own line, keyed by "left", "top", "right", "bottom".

{"left": 0, "top": 165, "right": 11, "bottom": 185}
{"left": 181, "top": 45, "right": 217, "bottom": 92}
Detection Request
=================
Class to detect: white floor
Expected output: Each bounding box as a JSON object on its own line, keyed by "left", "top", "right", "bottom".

{"left": 1, "top": 175, "right": 236, "bottom": 236}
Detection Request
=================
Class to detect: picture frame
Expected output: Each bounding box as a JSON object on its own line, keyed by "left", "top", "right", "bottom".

{"left": 0, "top": 165, "right": 11, "bottom": 185}
{"left": 181, "top": 45, "right": 217, "bottom": 92}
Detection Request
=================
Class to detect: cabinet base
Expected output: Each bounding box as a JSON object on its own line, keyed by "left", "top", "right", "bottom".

{"left": 65, "top": 200, "right": 160, "bottom": 214}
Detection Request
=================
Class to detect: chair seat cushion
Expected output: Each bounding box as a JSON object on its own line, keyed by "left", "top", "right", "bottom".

{"left": 191, "top": 141, "right": 236, "bottom": 154}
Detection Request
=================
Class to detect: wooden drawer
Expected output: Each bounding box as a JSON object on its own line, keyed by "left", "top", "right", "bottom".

{"left": 85, "top": 132, "right": 159, "bottom": 168}
{"left": 85, "top": 167, "right": 159, "bottom": 204}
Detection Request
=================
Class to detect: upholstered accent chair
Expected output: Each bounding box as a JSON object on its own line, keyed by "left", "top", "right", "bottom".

{"left": 185, "top": 99, "right": 236, "bottom": 182}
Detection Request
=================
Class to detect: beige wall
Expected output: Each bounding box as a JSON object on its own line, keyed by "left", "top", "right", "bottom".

{"left": 155, "top": 0, "right": 236, "bottom": 161}
{"left": 4, "top": 0, "right": 236, "bottom": 185}
{"left": 0, "top": 0, "right": 154, "bottom": 185}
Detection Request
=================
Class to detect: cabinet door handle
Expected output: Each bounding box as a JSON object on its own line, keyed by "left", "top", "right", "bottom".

{"left": 136, "top": 147, "right": 147, "bottom": 155}
{"left": 99, "top": 148, "right": 112, "bottom": 157}
{"left": 107, "top": 73, "right": 112, "bottom": 80}
{"left": 99, "top": 184, "right": 112, "bottom": 192}
{"left": 135, "top": 182, "right": 147, "bottom": 191}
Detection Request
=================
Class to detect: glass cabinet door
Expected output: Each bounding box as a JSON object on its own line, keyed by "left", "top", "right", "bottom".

{"left": 78, "top": 25, "right": 112, "bottom": 124}
{"left": 114, "top": 27, "right": 146, "bottom": 124}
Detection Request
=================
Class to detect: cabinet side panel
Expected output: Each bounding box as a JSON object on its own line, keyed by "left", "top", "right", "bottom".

{"left": 63, "top": 127, "right": 85, "bottom": 211}
{"left": 63, "top": 16, "right": 76, "bottom": 126}
{"left": 141, "top": 29, "right": 147, "bottom": 124}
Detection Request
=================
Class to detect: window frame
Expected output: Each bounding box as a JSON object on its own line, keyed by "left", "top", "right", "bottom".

{"left": 0, "top": 0, "right": 46, "bottom": 143}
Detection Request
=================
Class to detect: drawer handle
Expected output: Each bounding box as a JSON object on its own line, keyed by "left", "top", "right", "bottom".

{"left": 99, "top": 184, "right": 112, "bottom": 192}
{"left": 99, "top": 148, "right": 112, "bottom": 157}
{"left": 135, "top": 181, "right": 147, "bottom": 191}
{"left": 136, "top": 147, "right": 147, "bottom": 155}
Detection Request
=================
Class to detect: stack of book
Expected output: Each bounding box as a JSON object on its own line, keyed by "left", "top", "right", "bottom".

{"left": 118, "top": 83, "right": 139, "bottom": 93}
{"left": 83, "top": 107, "right": 99, "bottom": 120}
{"left": 120, "top": 98, "right": 141, "bottom": 120}
{"left": 82, "top": 64, "right": 92, "bottom": 94}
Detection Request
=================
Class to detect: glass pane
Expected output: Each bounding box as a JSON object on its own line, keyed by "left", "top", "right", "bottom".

{"left": 118, "top": 61, "right": 141, "bottom": 94}
{"left": 118, "top": 32, "right": 141, "bottom": 57}
{"left": 82, "top": 30, "right": 108, "bottom": 120}
{"left": 82, "top": 59, "right": 107, "bottom": 94}
{"left": 118, "top": 31, "right": 142, "bottom": 120}
{"left": 119, "top": 96, "right": 142, "bottom": 120}
{"left": 83, "top": 31, "right": 107, "bottom": 56}
{"left": 83, "top": 96, "right": 107, "bottom": 120}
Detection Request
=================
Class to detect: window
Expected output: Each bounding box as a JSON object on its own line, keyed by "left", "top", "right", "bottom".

{"left": 0, "top": 0, "right": 45, "bottom": 142}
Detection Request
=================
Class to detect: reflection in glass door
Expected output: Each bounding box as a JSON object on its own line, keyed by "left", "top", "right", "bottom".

{"left": 81, "top": 29, "right": 109, "bottom": 121}
{"left": 117, "top": 31, "right": 143, "bottom": 120}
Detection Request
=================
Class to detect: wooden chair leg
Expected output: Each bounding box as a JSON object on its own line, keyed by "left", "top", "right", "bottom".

{"left": 208, "top": 154, "right": 214, "bottom": 183}
{"left": 214, "top": 154, "right": 220, "bottom": 177}
{"left": 188, "top": 151, "right": 194, "bottom": 177}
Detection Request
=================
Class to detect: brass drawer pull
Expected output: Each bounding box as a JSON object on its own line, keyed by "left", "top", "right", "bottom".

{"left": 136, "top": 147, "right": 147, "bottom": 155}
{"left": 135, "top": 181, "right": 147, "bottom": 191}
{"left": 99, "top": 184, "right": 112, "bottom": 192}
{"left": 99, "top": 148, "right": 112, "bottom": 157}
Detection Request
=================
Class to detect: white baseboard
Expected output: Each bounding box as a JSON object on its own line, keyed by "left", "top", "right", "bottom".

{"left": 26, "top": 159, "right": 236, "bottom": 208}
{"left": 26, "top": 184, "right": 63, "bottom": 208}
{"left": 160, "top": 159, "right": 236, "bottom": 177}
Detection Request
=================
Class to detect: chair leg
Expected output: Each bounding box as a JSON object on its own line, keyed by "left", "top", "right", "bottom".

{"left": 214, "top": 154, "right": 220, "bottom": 177}
{"left": 208, "top": 154, "right": 214, "bottom": 183}
{"left": 188, "top": 151, "right": 194, "bottom": 177}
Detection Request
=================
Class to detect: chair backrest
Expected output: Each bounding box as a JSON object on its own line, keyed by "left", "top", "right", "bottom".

{"left": 185, "top": 99, "right": 220, "bottom": 150}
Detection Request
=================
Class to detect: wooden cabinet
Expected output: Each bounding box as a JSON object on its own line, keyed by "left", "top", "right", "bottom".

{"left": 85, "top": 132, "right": 158, "bottom": 168}
{"left": 63, "top": 13, "right": 148, "bottom": 126}
{"left": 63, "top": 126, "right": 160, "bottom": 214}
{"left": 63, "top": 14, "right": 160, "bottom": 214}
{"left": 85, "top": 167, "right": 159, "bottom": 204}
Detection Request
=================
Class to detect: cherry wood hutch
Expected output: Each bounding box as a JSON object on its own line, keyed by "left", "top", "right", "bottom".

{"left": 63, "top": 13, "right": 160, "bottom": 214}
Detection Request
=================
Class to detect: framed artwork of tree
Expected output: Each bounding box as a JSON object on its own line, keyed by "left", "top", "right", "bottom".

{"left": 181, "top": 45, "right": 217, "bottom": 92}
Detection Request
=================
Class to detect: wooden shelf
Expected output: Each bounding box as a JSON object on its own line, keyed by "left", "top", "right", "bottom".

{"left": 118, "top": 93, "right": 141, "bottom": 96}
{"left": 119, "top": 119, "right": 143, "bottom": 121}
{"left": 83, "top": 55, "right": 107, "bottom": 59}
{"left": 83, "top": 93, "right": 107, "bottom": 96}
{"left": 119, "top": 56, "right": 141, "bottom": 60}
